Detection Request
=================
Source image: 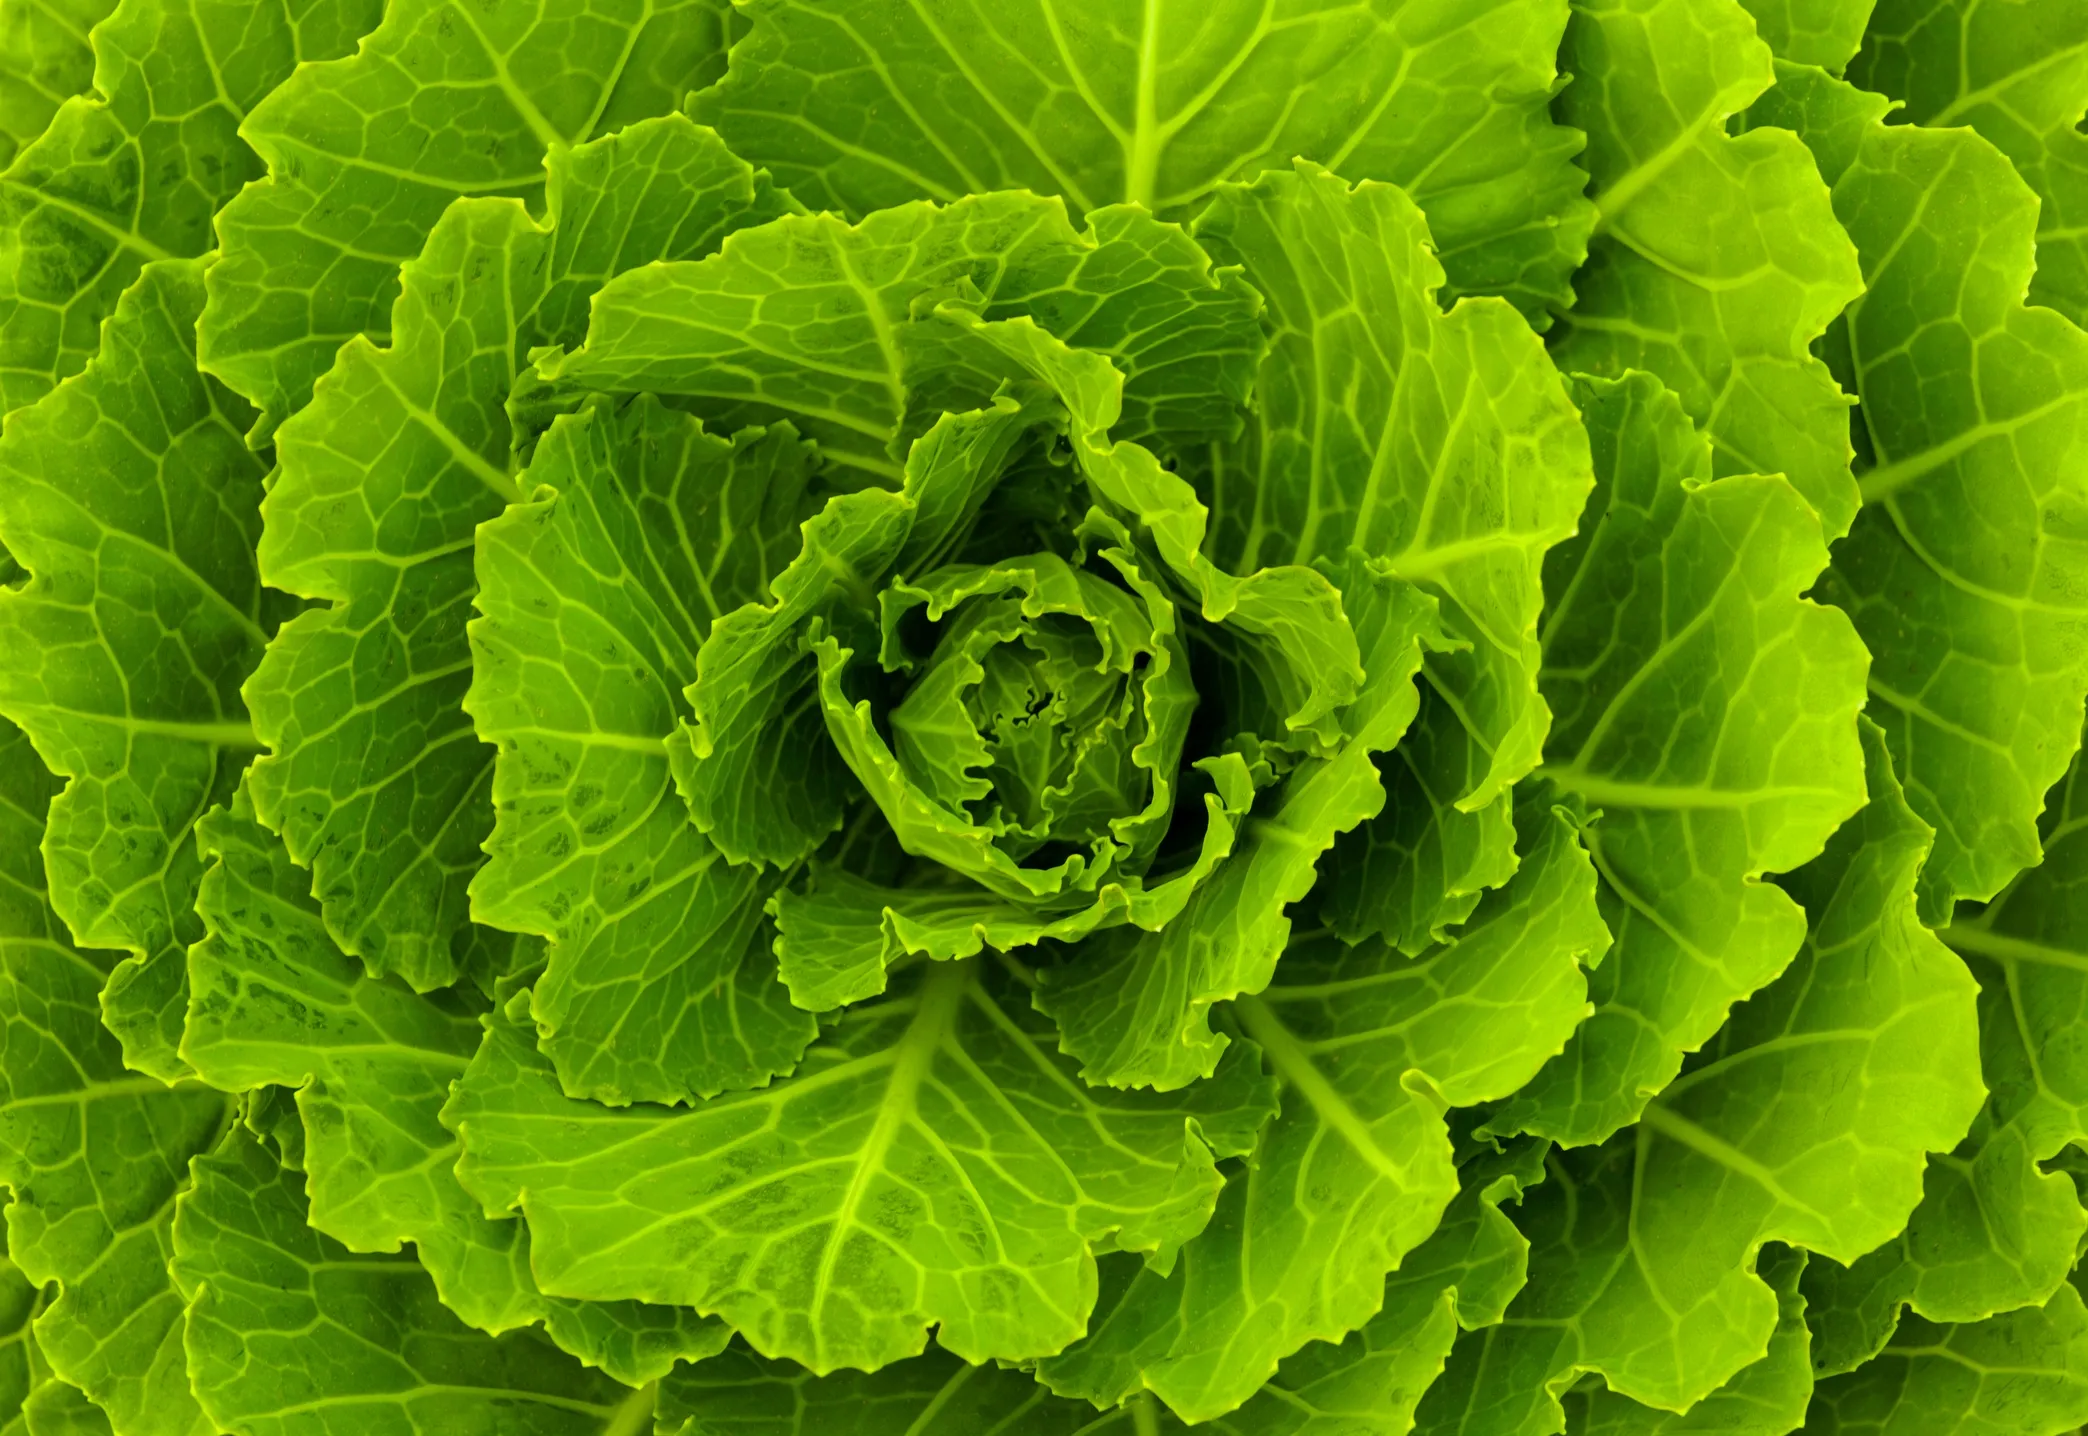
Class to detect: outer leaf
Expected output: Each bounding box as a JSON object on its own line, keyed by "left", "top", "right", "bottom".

{"left": 1550, "top": 0, "right": 1864, "bottom": 537}
{"left": 179, "top": 789, "right": 727, "bottom": 1385}
{"left": 1803, "top": 1278, "right": 2088, "bottom": 1436}
{"left": 245, "top": 117, "right": 794, "bottom": 992}
{"left": 1564, "top": 1248, "right": 1815, "bottom": 1436}
{"left": 1803, "top": 711, "right": 2088, "bottom": 1364}
{"left": 171, "top": 1128, "right": 662, "bottom": 1436}
{"left": 468, "top": 399, "right": 820, "bottom": 1105}
{"left": 0, "top": 0, "right": 377, "bottom": 416}
{"left": 446, "top": 957, "right": 1278, "bottom": 1374}
{"left": 662, "top": 1143, "right": 1542, "bottom": 1436}
{"left": 197, "top": 0, "right": 732, "bottom": 439}
{"left": 0, "top": 258, "right": 270, "bottom": 1079}
{"left": 1033, "top": 563, "right": 1435, "bottom": 1090}
{"left": 0, "top": 1273, "right": 116, "bottom": 1436}
{"left": 1189, "top": 160, "right": 1593, "bottom": 943}
{"left": 537, "top": 193, "right": 1267, "bottom": 471}
{"left": 658, "top": 1340, "right": 1139, "bottom": 1436}
{"left": 1498, "top": 372, "right": 1869, "bottom": 1144}
{"left": 1760, "top": 62, "right": 2088, "bottom": 922}
{"left": 1483, "top": 718, "right": 1980, "bottom": 1416}
{"left": 1735, "top": 0, "right": 1878, "bottom": 70}
{"left": 0, "top": 0, "right": 116, "bottom": 168}
{"left": 0, "top": 715, "right": 231, "bottom": 1436}
{"left": 686, "top": 0, "right": 1593, "bottom": 322}
{"left": 1849, "top": 0, "right": 2088, "bottom": 327}
{"left": 1035, "top": 799, "right": 1604, "bottom": 1420}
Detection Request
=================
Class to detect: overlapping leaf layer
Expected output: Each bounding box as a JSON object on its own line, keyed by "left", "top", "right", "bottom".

{"left": 0, "top": 1, "right": 2080, "bottom": 1433}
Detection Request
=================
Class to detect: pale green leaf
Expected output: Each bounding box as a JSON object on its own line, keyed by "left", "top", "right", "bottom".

{"left": 468, "top": 397, "right": 821, "bottom": 1104}
{"left": 686, "top": 0, "right": 1593, "bottom": 323}
{"left": 196, "top": 0, "right": 731, "bottom": 439}
{"left": 0, "top": 258, "right": 271, "bottom": 1080}
{"left": 1035, "top": 799, "right": 1603, "bottom": 1420}
{"left": 245, "top": 116, "right": 794, "bottom": 993}
{"left": 1187, "top": 160, "right": 1592, "bottom": 940}
{"left": 1802, "top": 1277, "right": 2088, "bottom": 1436}
{"left": 1485, "top": 718, "right": 1980, "bottom": 1415}
{"left": 1735, "top": 0, "right": 1878, "bottom": 70}
{"left": 0, "top": 0, "right": 377, "bottom": 416}
{"left": 537, "top": 192, "right": 1267, "bottom": 474}
{"left": 0, "top": 716, "right": 230, "bottom": 1436}
{"left": 1497, "top": 372, "right": 1869, "bottom": 1145}
{"left": 446, "top": 956, "right": 1277, "bottom": 1373}
{"left": 179, "top": 786, "right": 729, "bottom": 1386}
{"left": 1848, "top": 0, "right": 2088, "bottom": 328}
{"left": 1564, "top": 1248, "right": 1815, "bottom": 1436}
{"left": 1761, "top": 61, "right": 2088, "bottom": 922}
{"left": 1550, "top": 0, "right": 1865, "bottom": 538}
{"left": 172, "top": 1127, "right": 663, "bottom": 1436}
{"left": 0, "top": 0, "right": 116, "bottom": 170}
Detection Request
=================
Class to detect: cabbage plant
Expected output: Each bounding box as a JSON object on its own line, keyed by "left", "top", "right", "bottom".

{"left": 0, "top": 0, "right": 2084, "bottom": 1433}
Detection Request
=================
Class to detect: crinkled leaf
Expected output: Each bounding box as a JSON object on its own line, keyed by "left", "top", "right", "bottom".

{"left": 1735, "top": 0, "right": 1878, "bottom": 70}
{"left": 687, "top": 0, "right": 1593, "bottom": 323}
{"left": 1187, "top": 160, "right": 1592, "bottom": 938}
{"left": 1802, "top": 710, "right": 2088, "bottom": 1364}
{"left": 1550, "top": 0, "right": 1864, "bottom": 538}
{"left": 1848, "top": 0, "right": 2088, "bottom": 328}
{"left": 1035, "top": 800, "right": 1600, "bottom": 1420}
{"left": 0, "top": 0, "right": 377, "bottom": 416}
{"left": 1803, "top": 1276, "right": 2088, "bottom": 1436}
{"left": 179, "top": 787, "right": 729, "bottom": 1386}
{"left": 468, "top": 397, "right": 820, "bottom": 1105}
{"left": 1759, "top": 62, "right": 2088, "bottom": 922}
{"left": 1034, "top": 563, "right": 1435, "bottom": 1090}
{"left": 1558, "top": 1250, "right": 1813, "bottom": 1436}
{"left": 539, "top": 193, "right": 1266, "bottom": 471}
{"left": 446, "top": 956, "right": 1277, "bottom": 1373}
{"left": 1499, "top": 372, "right": 1870, "bottom": 1145}
{"left": 0, "top": 0, "right": 116, "bottom": 169}
{"left": 1483, "top": 718, "right": 1979, "bottom": 1419}
{"left": 0, "top": 715, "right": 230, "bottom": 1436}
{"left": 171, "top": 1127, "right": 661, "bottom": 1436}
{"left": 0, "top": 258, "right": 270, "bottom": 1080}
{"left": 246, "top": 117, "right": 794, "bottom": 993}
{"left": 197, "top": 0, "right": 732, "bottom": 438}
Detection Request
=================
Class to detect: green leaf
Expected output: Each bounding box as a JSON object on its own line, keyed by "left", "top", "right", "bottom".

{"left": 446, "top": 956, "right": 1278, "bottom": 1373}
{"left": 1802, "top": 711, "right": 2088, "bottom": 1365}
{"left": 0, "top": 0, "right": 114, "bottom": 170}
{"left": 179, "top": 785, "right": 729, "bottom": 1386}
{"left": 658, "top": 1339, "right": 1136, "bottom": 1436}
{"left": 1803, "top": 1277, "right": 2088, "bottom": 1436}
{"left": 1032, "top": 562, "right": 1437, "bottom": 1090}
{"left": 1489, "top": 718, "right": 1980, "bottom": 1416}
{"left": 1562, "top": 1247, "right": 1814, "bottom": 1436}
{"left": 0, "top": 258, "right": 271, "bottom": 1080}
{"left": 0, "top": 0, "right": 378, "bottom": 417}
{"left": 1733, "top": 0, "right": 1878, "bottom": 70}
{"left": 1497, "top": 372, "right": 1870, "bottom": 1145}
{"left": 1847, "top": 0, "right": 2088, "bottom": 328}
{"left": 0, "top": 1267, "right": 116, "bottom": 1436}
{"left": 0, "top": 715, "right": 231, "bottom": 1436}
{"left": 537, "top": 192, "right": 1267, "bottom": 472}
{"left": 195, "top": 0, "right": 731, "bottom": 440}
{"left": 245, "top": 116, "right": 795, "bottom": 993}
{"left": 172, "top": 1126, "right": 663, "bottom": 1436}
{"left": 1762, "top": 61, "right": 2088, "bottom": 922}
{"left": 1187, "top": 160, "right": 1594, "bottom": 939}
{"left": 1549, "top": 0, "right": 1865, "bottom": 538}
{"left": 686, "top": 0, "right": 1593, "bottom": 323}
{"left": 468, "top": 397, "right": 820, "bottom": 1104}
{"left": 1035, "top": 798, "right": 1603, "bottom": 1420}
